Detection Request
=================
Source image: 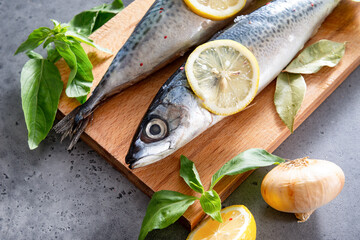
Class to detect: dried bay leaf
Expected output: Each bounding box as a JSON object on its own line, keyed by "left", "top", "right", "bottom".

{"left": 274, "top": 73, "right": 306, "bottom": 132}
{"left": 285, "top": 40, "right": 346, "bottom": 74}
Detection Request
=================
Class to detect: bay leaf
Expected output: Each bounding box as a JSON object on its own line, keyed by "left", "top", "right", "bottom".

{"left": 285, "top": 40, "right": 346, "bottom": 74}
{"left": 274, "top": 73, "right": 306, "bottom": 132}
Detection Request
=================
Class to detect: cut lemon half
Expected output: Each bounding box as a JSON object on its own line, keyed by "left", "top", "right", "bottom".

{"left": 185, "top": 40, "right": 259, "bottom": 116}
{"left": 184, "top": 0, "right": 247, "bottom": 20}
{"left": 187, "top": 205, "right": 256, "bottom": 240}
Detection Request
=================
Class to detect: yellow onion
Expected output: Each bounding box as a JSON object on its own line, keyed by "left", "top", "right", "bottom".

{"left": 261, "top": 157, "right": 345, "bottom": 222}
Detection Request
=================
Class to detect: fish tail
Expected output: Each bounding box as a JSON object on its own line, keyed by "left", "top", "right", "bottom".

{"left": 54, "top": 102, "right": 95, "bottom": 150}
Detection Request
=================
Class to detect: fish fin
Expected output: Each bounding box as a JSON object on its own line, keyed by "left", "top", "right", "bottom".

{"left": 53, "top": 105, "right": 93, "bottom": 150}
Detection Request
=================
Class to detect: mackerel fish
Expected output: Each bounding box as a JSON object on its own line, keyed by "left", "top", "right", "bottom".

{"left": 54, "top": 0, "right": 256, "bottom": 149}
{"left": 126, "top": 0, "right": 340, "bottom": 168}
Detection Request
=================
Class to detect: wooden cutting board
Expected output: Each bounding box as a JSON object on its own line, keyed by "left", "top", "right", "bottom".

{"left": 56, "top": 0, "right": 360, "bottom": 230}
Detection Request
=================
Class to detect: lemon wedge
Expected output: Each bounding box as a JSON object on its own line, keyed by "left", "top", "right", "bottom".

{"left": 187, "top": 205, "right": 256, "bottom": 240}
{"left": 184, "top": 0, "right": 247, "bottom": 20}
{"left": 185, "top": 40, "right": 259, "bottom": 116}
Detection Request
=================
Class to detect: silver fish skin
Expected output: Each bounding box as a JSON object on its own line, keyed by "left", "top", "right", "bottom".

{"left": 126, "top": 0, "right": 340, "bottom": 168}
{"left": 54, "top": 0, "right": 255, "bottom": 149}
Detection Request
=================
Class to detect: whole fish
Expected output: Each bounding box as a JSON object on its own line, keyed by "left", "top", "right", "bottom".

{"left": 54, "top": 0, "right": 257, "bottom": 149}
{"left": 126, "top": 0, "right": 340, "bottom": 168}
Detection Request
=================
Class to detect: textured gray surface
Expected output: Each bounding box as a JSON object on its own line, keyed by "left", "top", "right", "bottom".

{"left": 0, "top": 0, "right": 359, "bottom": 239}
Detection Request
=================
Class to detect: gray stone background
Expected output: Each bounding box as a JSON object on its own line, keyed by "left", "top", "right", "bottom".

{"left": 1, "top": 0, "right": 359, "bottom": 239}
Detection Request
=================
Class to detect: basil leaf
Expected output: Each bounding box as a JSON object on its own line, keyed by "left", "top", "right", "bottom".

{"left": 54, "top": 40, "right": 78, "bottom": 89}
{"left": 65, "top": 30, "right": 111, "bottom": 54}
{"left": 15, "top": 27, "right": 52, "bottom": 55}
{"left": 274, "top": 73, "right": 306, "bottom": 132}
{"left": 43, "top": 36, "right": 56, "bottom": 49}
{"left": 69, "top": 0, "right": 124, "bottom": 36}
{"left": 200, "top": 190, "right": 222, "bottom": 223}
{"left": 96, "top": 0, "right": 124, "bottom": 13}
{"left": 54, "top": 39, "right": 94, "bottom": 101}
{"left": 66, "top": 42, "right": 94, "bottom": 102}
{"left": 46, "top": 44, "right": 61, "bottom": 63}
{"left": 285, "top": 40, "right": 346, "bottom": 74}
{"left": 26, "top": 51, "right": 43, "bottom": 60}
{"left": 139, "top": 190, "right": 197, "bottom": 240}
{"left": 51, "top": 19, "right": 61, "bottom": 29}
{"left": 211, "top": 149, "right": 285, "bottom": 189}
{"left": 76, "top": 95, "right": 88, "bottom": 104}
{"left": 180, "top": 155, "right": 204, "bottom": 194}
{"left": 21, "top": 59, "right": 63, "bottom": 149}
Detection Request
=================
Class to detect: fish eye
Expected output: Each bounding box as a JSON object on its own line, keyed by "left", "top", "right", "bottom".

{"left": 145, "top": 118, "right": 167, "bottom": 140}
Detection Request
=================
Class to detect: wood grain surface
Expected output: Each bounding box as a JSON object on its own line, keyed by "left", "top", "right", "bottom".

{"left": 56, "top": 0, "right": 360, "bottom": 230}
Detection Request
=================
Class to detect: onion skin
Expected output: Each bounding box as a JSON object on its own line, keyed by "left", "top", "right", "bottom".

{"left": 261, "top": 158, "right": 345, "bottom": 222}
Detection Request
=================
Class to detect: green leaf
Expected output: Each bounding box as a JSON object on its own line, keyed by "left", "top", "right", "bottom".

{"left": 274, "top": 73, "right": 306, "bottom": 132}
{"left": 99, "top": 0, "right": 124, "bottom": 13}
{"left": 211, "top": 149, "right": 285, "bottom": 189}
{"left": 139, "top": 190, "right": 196, "bottom": 240}
{"left": 15, "top": 27, "right": 52, "bottom": 55}
{"left": 51, "top": 19, "right": 61, "bottom": 28}
{"left": 66, "top": 42, "right": 94, "bottom": 101}
{"left": 76, "top": 95, "right": 88, "bottom": 104}
{"left": 43, "top": 36, "right": 56, "bottom": 49}
{"left": 65, "top": 30, "right": 111, "bottom": 53}
{"left": 180, "top": 155, "right": 204, "bottom": 194}
{"left": 54, "top": 39, "right": 94, "bottom": 101}
{"left": 26, "top": 51, "right": 43, "bottom": 59}
{"left": 200, "top": 190, "right": 222, "bottom": 223}
{"left": 68, "top": 0, "right": 124, "bottom": 36}
{"left": 285, "top": 40, "right": 346, "bottom": 74}
{"left": 46, "top": 44, "right": 62, "bottom": 63}
{"left": 54, "top": 40, "right": 78, "bottom": 89}
{"left": 21, "top": 59, "right": 63, "bottom": 149}
{"left": 69, "top": 12, "right": 98, "bottom": 36}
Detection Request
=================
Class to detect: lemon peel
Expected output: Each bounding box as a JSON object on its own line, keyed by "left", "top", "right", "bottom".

{"left": 184, "top": 0, "right": 247, "bottom": 21}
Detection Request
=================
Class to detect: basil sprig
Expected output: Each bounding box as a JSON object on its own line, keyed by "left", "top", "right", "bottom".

{"left": 15, "top": 0, "right": 123, "bottom": 149}
{"left": 275, "top": 40, "right": 346, "bottom": 133}
{"left": 139, "top": 148, "right": 285, "bottom": 240}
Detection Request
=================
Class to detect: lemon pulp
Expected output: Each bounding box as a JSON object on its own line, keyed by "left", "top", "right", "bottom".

{"left": 185, "top": 40, "right": 259, "bottom": 116}
{"left": 187, "top": 205, "right": 256, "bottom": 240}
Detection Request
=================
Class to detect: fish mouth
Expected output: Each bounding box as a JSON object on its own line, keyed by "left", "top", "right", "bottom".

{"left": 125, "top": 154, "right": 137, "bottom": 169}
{"left": 125, "top": 144, "right": 139, "bottom": 167}
{"left": 127, "top": 155, "right": 162, "bottom": 169}
{"left": 126, "top": 148, "right": 174, "bottom": 169}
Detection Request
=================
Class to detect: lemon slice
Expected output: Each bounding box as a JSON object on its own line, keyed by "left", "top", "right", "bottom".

{"left": 185, "top": 40, "right": 259, "bottom": 116}
{"left": 187, "top": 205, "right": 256, "bottom": 240}
{"left": 184, "top": 0, "right": 247, "bottom": 20}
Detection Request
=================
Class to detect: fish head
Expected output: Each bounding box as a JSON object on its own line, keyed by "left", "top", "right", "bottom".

{"left": 126, "top": 78, "right": 195, "bottom": 169}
